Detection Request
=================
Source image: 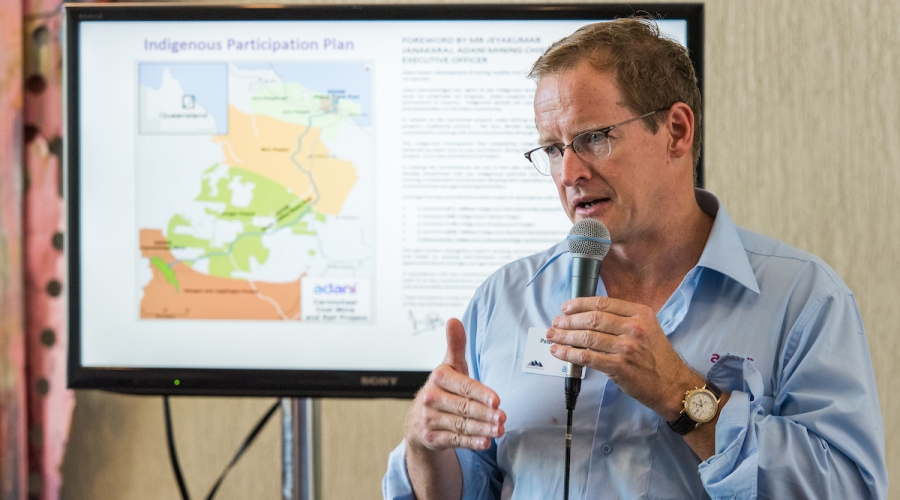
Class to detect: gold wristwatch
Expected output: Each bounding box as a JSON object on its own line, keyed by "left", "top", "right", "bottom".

{"left": 667, "top": 381, "right": 722, "bottom": 435}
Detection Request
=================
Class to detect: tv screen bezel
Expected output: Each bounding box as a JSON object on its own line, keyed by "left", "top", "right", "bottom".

{"left": 65, "top": 2, "right": 704, "bottom": 398}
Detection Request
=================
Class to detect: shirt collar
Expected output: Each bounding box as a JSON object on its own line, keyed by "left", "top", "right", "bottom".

{"left": 693, "top": 189, "right": 760, "bottom": 294}
{"left": 527, "top": 189, "right": 760, "bottom": 295}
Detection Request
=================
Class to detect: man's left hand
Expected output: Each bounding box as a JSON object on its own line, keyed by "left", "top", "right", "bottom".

{"left": 546, "top": 296, "right": 701, "bottom": 421}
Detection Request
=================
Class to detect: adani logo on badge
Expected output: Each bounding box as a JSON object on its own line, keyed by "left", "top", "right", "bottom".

{"left": 313, "top": 283, "right": 358, "bottom": 295}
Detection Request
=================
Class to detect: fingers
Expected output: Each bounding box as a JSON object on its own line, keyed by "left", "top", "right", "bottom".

{"left": 549, "top": 342, "right": 611, "bottom": 368}
{"left": 546, "top": 296, "right": 658, "bottom": 371}
{"left": 443, "top": 318, "right": 469, "bottom": 375}
{"left": 551, "top": 310, "right": 627, "bottom": 338}
{"left": 562, "top": 296, "right": 646, "bottom": 317}
{"left": 420, "top": 399, "right": 503, "bottom": 447}
{"left": 424, "top": 373, "right": 504, "bottom": 423}
{"left": 418, "top": 428, "right": 496, "bottom": 451}
{"left": 431, "top": 364, "right": 500, "bottom": 410}
{"left": 552, "top": 296, "right": 654, "bottom": 337}
{"left": 408, "top": 366, "right": 506, "bottom": 451}
{"left": 547, "top": 326, "right": 617, "bottom": 352}
{"left": 415, "top": 399, "right": 504, "bottom": 451}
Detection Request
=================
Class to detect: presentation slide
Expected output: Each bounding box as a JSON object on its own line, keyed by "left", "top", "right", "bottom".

{"left": 76, "top": 19, "right": 687, "bottom": 371}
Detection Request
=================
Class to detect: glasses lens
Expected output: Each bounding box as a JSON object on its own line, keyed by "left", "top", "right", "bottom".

{"left": 527, "top": 149, "right": 552, "bottom": 176}
{"left": 573, "top": 132, "right": 610, "bottom": 159}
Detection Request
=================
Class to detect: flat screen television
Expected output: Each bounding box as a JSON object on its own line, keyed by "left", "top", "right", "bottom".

{"left": 65, "top": 3, "right": 703, "bottom": 397}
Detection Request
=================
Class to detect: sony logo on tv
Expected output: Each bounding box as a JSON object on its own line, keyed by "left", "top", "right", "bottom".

{"left": 360, "top": 376, "right": 398, "bottom": 387}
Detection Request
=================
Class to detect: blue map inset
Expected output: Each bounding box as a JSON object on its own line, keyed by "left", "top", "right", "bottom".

{"left": 235, "top": 62, "right": 371, "bottom": 127}
{"left": 139, "top": 63, "right": 228, "bottom": 134}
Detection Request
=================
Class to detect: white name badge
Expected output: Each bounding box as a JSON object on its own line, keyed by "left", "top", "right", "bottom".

{"left": 522, "top": 327, "right": 587, "bottom": 378}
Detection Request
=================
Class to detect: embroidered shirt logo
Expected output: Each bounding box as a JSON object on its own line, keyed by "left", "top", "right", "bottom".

{"left": 710, "top": 353, "right": 754, "bottom": 363}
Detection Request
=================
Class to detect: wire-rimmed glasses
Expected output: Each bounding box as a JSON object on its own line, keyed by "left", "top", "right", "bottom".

{"left": 524, "top": 109, "right": 666, "bottom": 176}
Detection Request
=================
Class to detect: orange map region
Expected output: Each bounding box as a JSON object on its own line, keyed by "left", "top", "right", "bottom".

{"left": 212, "top": 105, "right": 358, "bottom": 216}
{"left": 139, "top": 229, "right": 301, "bottom": 320}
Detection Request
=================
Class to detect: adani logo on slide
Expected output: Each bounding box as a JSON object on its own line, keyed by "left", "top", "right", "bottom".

{"left": 302, "top": 278, "right": 371, "bottom": 322}
{"left": 312, "top": 283, "right": 358, "bottom": 295}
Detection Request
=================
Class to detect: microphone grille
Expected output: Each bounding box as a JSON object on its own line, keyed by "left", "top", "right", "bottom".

{"left": 567, "top": 219, "right": 611, "bottom": 259}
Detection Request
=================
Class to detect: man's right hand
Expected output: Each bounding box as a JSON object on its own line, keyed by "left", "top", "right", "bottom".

{"left": 404, "top": 319, "right": 506, "bottom": 499}
{"left": 406, "top": 318, "right": 506, "bottom": 452}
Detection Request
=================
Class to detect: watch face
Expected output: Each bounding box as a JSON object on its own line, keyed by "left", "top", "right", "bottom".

{"left": 686, "top": 390, "right": 718, "bottom": 423}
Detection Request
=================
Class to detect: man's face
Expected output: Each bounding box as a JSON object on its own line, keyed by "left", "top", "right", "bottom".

{"left": 534, "top": 62, "right": 675, "bottom": 245}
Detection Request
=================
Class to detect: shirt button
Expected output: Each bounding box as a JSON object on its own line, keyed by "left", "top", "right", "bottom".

{"left": 601, "top": 444, "right": 613, "bottom": 455}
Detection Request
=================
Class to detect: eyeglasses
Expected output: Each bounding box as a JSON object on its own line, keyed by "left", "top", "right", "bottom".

{"left": 524, "top": 109, "right": 666, "bottom": 176}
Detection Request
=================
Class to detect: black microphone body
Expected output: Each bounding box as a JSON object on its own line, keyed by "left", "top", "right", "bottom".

{"left": 564, "top": 255, "right": 602, "bottom": 408}
{"left": 569, "top": 257, "right": 602, "bottom": 299}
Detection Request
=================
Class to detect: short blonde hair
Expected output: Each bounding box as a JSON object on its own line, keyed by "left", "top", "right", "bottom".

{"left": 529, "top": 17, "right": 702, "bottom": 170}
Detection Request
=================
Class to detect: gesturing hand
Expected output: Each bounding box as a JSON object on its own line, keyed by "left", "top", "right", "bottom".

{"left": 406, "top": 318, "right": 506, "bottom": 452}
{"left": 546, "top": 296, "right": 699, "bottom": 421}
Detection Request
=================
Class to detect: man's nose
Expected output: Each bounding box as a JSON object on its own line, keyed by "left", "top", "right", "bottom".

{"left": 556, "top": 149, "right": 593, "bottom": 186}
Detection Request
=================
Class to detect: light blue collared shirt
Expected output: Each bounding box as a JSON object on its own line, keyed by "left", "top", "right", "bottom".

{"left": 384, "top": 190, "right": 887, "bottom": 499}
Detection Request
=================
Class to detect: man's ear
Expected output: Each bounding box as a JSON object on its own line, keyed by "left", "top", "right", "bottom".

{"left": 665, "top": 102, "right": 694, "bottom": 160}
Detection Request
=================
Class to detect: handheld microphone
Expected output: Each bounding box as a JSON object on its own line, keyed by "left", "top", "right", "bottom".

{"left": 562, "top": 218, "right": 610, "bottom": 500}
{"left": 564, "top": 218, "right": 612, "bottom": 409}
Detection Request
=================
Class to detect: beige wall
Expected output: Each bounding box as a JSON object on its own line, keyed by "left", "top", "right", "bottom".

{"left": 61, "top": 0, "right": 900, "bottom": 498}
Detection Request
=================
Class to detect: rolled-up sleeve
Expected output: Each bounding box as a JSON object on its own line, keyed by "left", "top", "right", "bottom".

{"left": 383, "top": 440, "right": 415, "bottom": 500}
{"left": 698, "top": 289, "right": 887, "bottom": 499}
{"left": 382, "top": 440, "right": 502, "bottom": 500}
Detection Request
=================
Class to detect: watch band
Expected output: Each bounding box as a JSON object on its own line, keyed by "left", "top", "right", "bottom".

{"left": 667, "top": 381, "right": 722, "bottom": 435}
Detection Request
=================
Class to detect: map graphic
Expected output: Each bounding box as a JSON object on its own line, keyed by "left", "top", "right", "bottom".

{"left": 136, "top": 62, "right": 374, "bottom": 321}
{"left": 139, "top": 63, "right": 228, "bottom": 135}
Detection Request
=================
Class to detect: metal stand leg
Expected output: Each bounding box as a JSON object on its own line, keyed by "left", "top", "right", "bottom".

{"left": 282, "top": 398, "right": 320, "bottom": 500}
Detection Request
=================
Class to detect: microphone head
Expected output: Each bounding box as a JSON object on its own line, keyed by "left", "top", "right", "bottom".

{"left": 567, "top": 219, "right": 611, "bottom": 259}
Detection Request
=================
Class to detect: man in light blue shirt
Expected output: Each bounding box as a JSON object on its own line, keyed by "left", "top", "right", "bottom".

{"left": 385, "top": 18, "right": 887, "bottom": 499}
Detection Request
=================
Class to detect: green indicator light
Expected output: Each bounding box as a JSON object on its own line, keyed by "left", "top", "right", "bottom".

{"left": 174, "top": 379, "right": 181, "bottom": 386}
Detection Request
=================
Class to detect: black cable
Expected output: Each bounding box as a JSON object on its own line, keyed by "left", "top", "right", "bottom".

{"left": 564, "top": 407, "right": 573, "bottom": 500}
{"left": 563, "top": 377, "right": 581, "bottom": 500}
{"left": 164, "top": 396, "right": 192, "bottom": 500}
{"left": 163, "top": 397, "right": 281, "bottom": 500}
{"left": 205, "top": 400, "right": 280, "bottom": 500}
